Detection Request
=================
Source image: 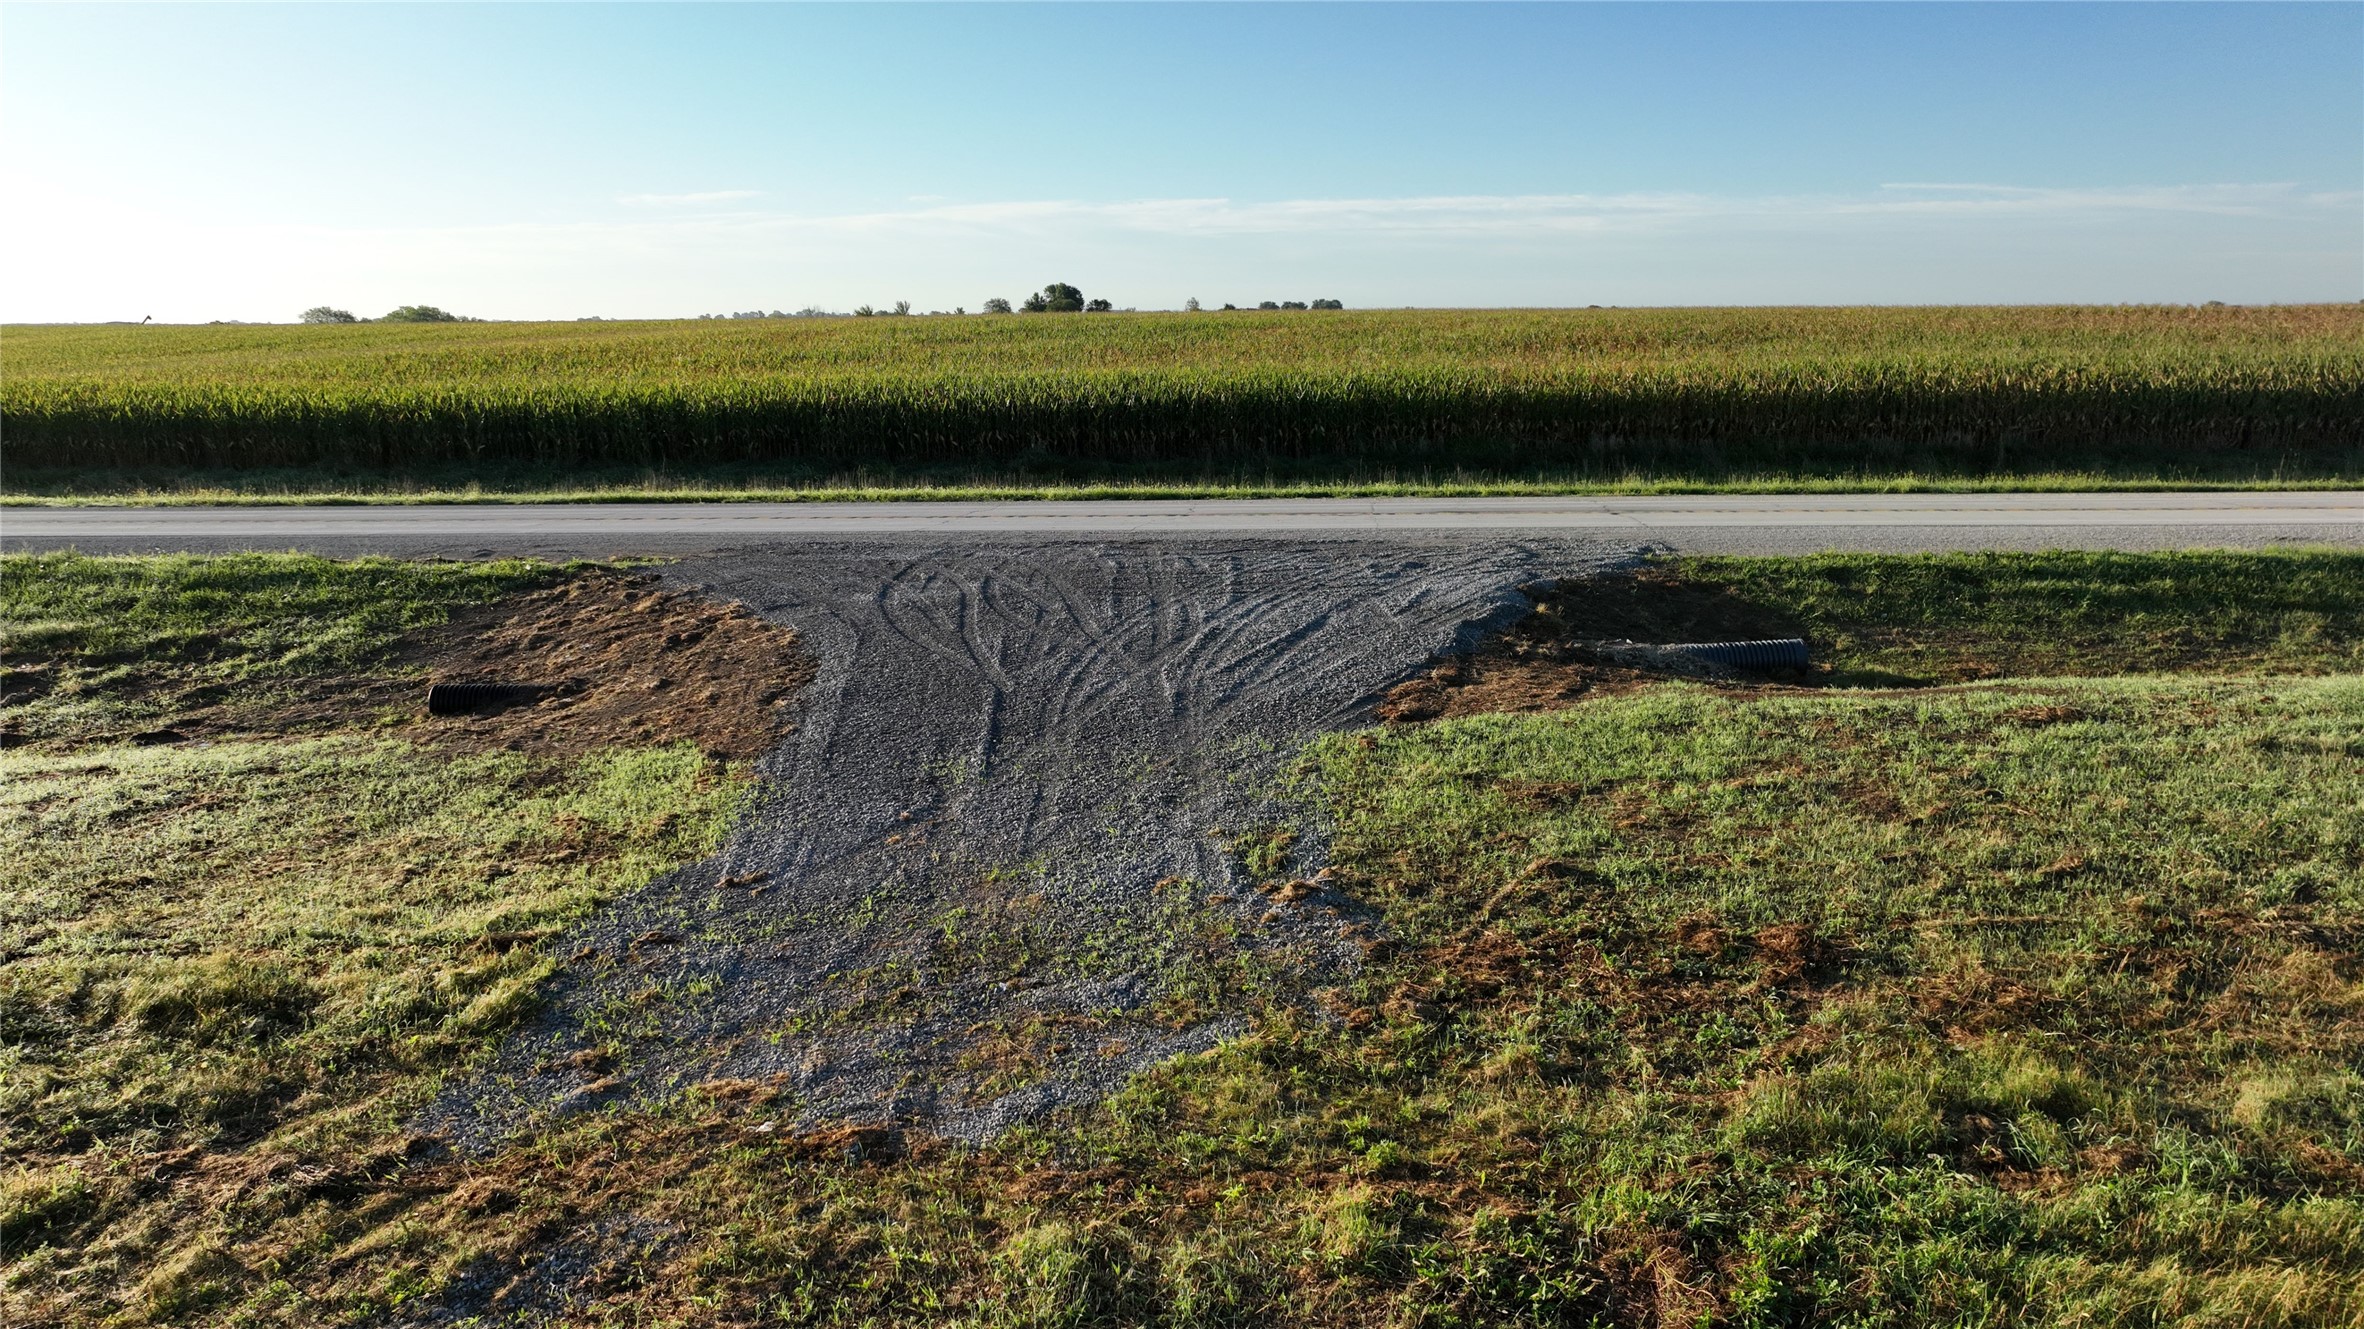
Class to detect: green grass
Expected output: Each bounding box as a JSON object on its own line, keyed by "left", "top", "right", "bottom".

{"left": 4, "top": 550, "right": 2361, "bottom": 1326}
{"left": 1269, "top": 678, "right": 2364, "bottom": 1324}
{"left": 1529, "top": 549, "right": 2364, "bottom": 684}
{"left": 0, "top": 552, "right": 562, "bottom": 744}
{"left": 0, "top": 740, "right": 744, "bottom": 1318}
{"left": 0, "top": 553, "right": 751, "bottom": 1324}
{"left": 68, "top": 673, "right": 2345, "bottom": 1328}
{"left": 1696, "top": 549, "right": 2364, "bottom": 682}
{"left": 0, "top": 551, "right": 555, "bottom": 676}
{"left": 7, "top": 305, "right": 2360, "bottom": 494}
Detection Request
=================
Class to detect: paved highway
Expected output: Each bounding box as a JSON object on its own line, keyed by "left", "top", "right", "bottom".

{"left": 4, "top": 491, "right": 2359, "bottom": 557}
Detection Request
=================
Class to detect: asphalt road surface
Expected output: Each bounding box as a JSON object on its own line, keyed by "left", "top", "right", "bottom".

{"left": 6, "top": 490, "right": 2360, "bottom": 558}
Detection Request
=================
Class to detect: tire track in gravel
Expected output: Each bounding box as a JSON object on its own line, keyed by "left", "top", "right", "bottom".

{"left": 427, "top": 537, "right": 1631, "bottom": 1149}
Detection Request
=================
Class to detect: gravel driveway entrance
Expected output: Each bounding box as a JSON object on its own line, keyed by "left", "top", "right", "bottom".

{"left": 431, "top": 537, "right": 1627, "bottom": 1147}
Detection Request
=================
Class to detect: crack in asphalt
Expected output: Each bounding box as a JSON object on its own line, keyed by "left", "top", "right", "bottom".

{"left": 425, "top": 537, "right": 1630, "bottom": 1148}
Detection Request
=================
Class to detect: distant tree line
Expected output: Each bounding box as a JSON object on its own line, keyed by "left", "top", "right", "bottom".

{"left": 984, "top": 284, "right": 1342, "bottom": 314}
{"left": 689, "top": 284, "right": 1344, "bottom": 320}
{"left": 299, "top": 287, "right": 1346, "bottom": 325}
{"left": 301, "top": 305, "right": 481, "bottom": 324}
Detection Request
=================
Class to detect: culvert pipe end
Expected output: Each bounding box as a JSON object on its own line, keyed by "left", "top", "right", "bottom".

{"left": 1664, "top": 638, "right": 1811, "bottom": 670}
{"left": 427, "top": 682, "right": 553, "bottom": 716}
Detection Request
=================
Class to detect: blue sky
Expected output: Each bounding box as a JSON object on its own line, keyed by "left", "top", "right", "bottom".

{"left": 5, "top": 3, "right": 2359, "bottom": 321}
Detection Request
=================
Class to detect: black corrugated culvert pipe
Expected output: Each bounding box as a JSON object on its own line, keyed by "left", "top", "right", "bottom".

{"left": 1664, "top": 638, "right": 1811, "bottom": 671}
{"left": 427, "top": 682, "right": 553, "bottom": 715}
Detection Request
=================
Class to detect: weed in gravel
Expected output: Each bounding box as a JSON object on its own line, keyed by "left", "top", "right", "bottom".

{"left": 1231, "top": 826, "right": 1299, "bottom": 883}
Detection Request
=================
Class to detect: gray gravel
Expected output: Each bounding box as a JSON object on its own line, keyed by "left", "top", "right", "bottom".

{"left": 425, "top": 537, "right": 1631, "bottom": 1148}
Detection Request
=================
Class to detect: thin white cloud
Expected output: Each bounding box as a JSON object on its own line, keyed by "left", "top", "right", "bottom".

{"left": 615, "top": 189, "right": 763, "bottom": 207}
{"left": 6, "top": 178, "right": 2355, "bottom": 321}
{"left": 1868, "top": 182, "right": 2334, "bottom": 218}
{"left": 496, "top": 184, "right": 2359, "bottom": 250}
{"left": 798, "top": 184, "right": 2357, "bottom": 237}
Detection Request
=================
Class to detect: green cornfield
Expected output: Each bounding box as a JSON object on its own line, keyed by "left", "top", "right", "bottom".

{"left": 6, "top": 305, "right": 2361, "bottom": 480}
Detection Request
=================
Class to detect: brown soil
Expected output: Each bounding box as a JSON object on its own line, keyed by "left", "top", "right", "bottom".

{"left": 397, "top": 569, "right": 812, "bottom": 760}
{"left": 29, "top": 570, "right": 813, "bottom": 760}
{"left": 1375, "top": 652, "right": 1660, "bottom": 723}
{"left": 1376, "top": 566, "right": 1812, "bottom": 724}
{"left": 1527, "top": 566, "right": 1803, "bottom": 647}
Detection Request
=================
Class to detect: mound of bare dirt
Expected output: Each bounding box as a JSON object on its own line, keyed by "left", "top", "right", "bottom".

{"left": 30, "top": 569, "right": 812, "bottom": 759}
{"left": 402, "top": 569, "right": 813, "bottom": 760}
{"left": 1375, "top": 653, "right": 1661, "bottom": 723}
{"left": 1376, "top": 567, "right": 1815, "bottom": 723}
{"left": 1527, "top": 565, "right": 1804, "bottom": 644}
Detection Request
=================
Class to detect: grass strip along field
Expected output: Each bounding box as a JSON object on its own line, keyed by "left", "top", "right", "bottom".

{"left": 7, "top": 304, "right": 2362, "bottom": 500}
{"left": 4, "top": 549, "right": 2363, "bottom": 1325}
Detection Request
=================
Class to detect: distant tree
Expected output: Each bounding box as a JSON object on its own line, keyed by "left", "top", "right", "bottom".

{"left": 855, "top": 305, "right": 876, "bottom": 317}
{"left": 1220, "top": 303, "right": 1238, "bottom": 311}
{"left": 1183, "top": 297, "right": 1201, "bottom": 312}
{"left": 301, "top": 306, "right": 357, "bottom": 324}
{"left": 381, "top": 305, "right": 464, "bottom": 323}
{"left": 955, "top": 306, "right": 967, "bottom": 315}
{"left": 1022, "top": 282, "right": 1085, "bottom": 313}
{"left": 1085, "top": 298, "right": 1112, "bottom": 312}
{"left": 982, "top": 297, "right": 1013, "bottom": 314}
{"left": 892, "top": 300, "right": 912, "bottom": 316}
{"left": 1280, "top": 300, "right": 1308, "bottom": 310}
{"left": 1257, "top": 301, "right": 1280, "bottom": 311}
{"left": 1310, "top": 298, "right": 1344, "bottom": 310}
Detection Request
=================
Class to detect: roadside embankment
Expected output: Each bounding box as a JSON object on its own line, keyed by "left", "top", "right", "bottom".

{"left": 6, "top": 546, "right": 2361, "bottom": 1327}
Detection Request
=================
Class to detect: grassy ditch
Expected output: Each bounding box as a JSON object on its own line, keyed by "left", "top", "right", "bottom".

{"left": 0, "top": 552, "right": 558, "bottom": 741}
{"left": 1534, "top": 548, "right": 2364, "bottom": 683}
{"left": 4, "top": 550, "right": 2361, "bottom": 1326}
{"left": 6, "top": 304, "right": 2360, "bottom": 495}
{"left": 0, "top": 554, "right": 799, "bottom": 1325}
